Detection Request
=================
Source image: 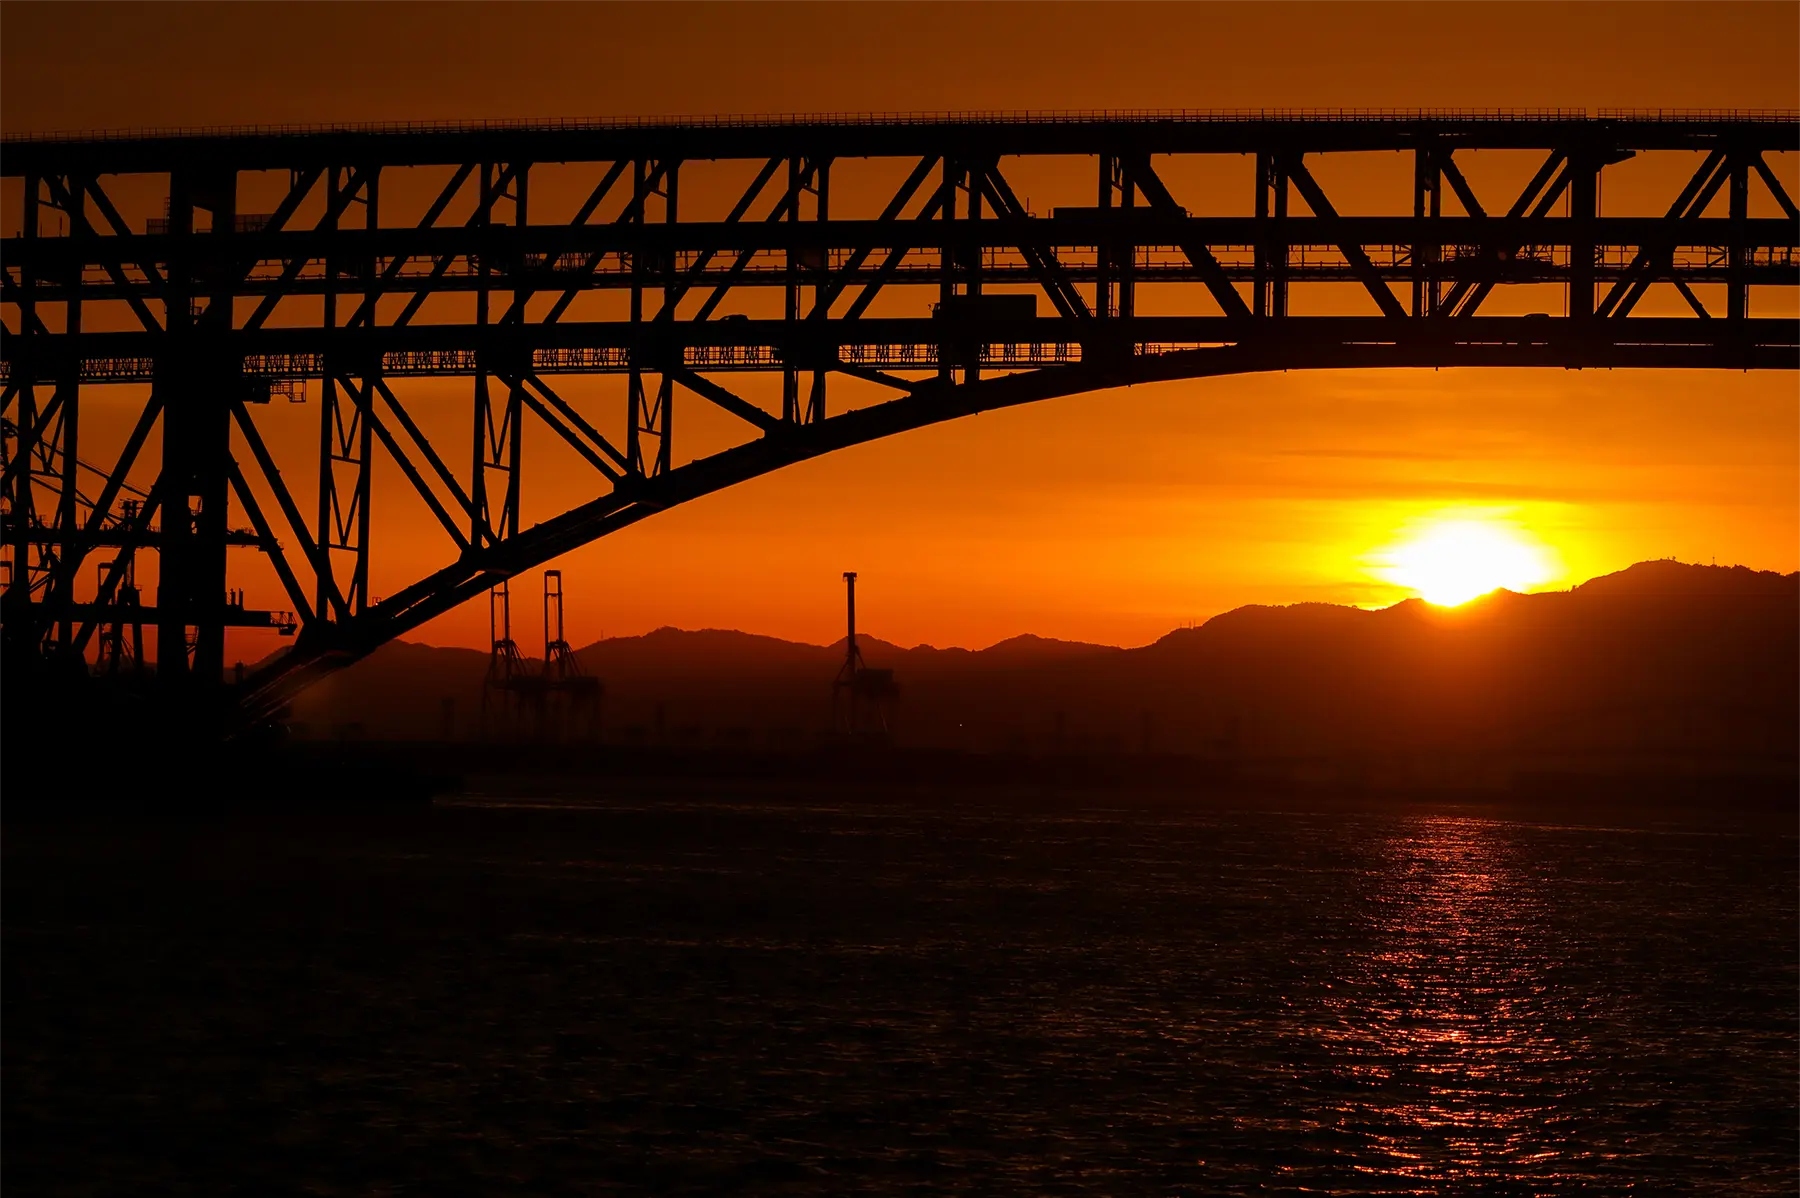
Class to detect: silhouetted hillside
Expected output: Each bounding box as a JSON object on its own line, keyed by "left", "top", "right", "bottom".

{"left": 289, "top": 624, "right": 1117, "bottom": 743}
{"left": 288, "top": 562, "right": 1796, "bottom": 780}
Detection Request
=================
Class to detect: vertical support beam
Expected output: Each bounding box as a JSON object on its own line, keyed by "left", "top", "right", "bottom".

{"left": 501, "top": 378, "right": 522, "bottom": 540}
{"left": 960, "top": 159, "right": 978, "bottom": 302}
{"left": 9, "top": 176, "right": 40, "bottom": 610}
{"left": 963, "top": 156, "right": 982, "bottom": 384}
{"left": 54, "top": 185, "right": 83, "bottom": 648}
{"left": 158, "top": 165, "right": 236, "bottom": 689}
{"left": 503, "top": 162, "right": 526, "bottom": 533}
{"left": 362, "top": 164, "right": 382, "bottom": 329}
{"left": 160, "top": 265, "right": 198, "bottom": 681}
{"left": 472, "top": 162, "right": 497, "bottom": 541}
{"left": 318, "top": 167, "right": 340, "bottom": 611}
{"left": 1273, "top": 157, "right": 1290, "bottom": 320}
{"left": 353, "top": 375, "right": 374, "bottom": 609}
{"left": 356, "top": 171, "right": 380, "bottom": 608}
{"left": 1568, "top": 151, "right": 1597, "bottom": 321}
{"left": 1096, "top": 153, "right": 1114, "bottom": 320}
{"left": 1115, "top": 156, "right": 1134, "bottom": 322}
{"left": 316, "top": 374, "right": 341, "bottom": 612}
{"left": 624, "top": 370, "right": 643, "bottom": 476}
{"left": 1255, "top": 153, "right": 1289, "bottom": 319}
{"left": 511, "top": 161, "right": 530, "bottom": 323}
{"left": 936, "top": 157, "right": 990, "bottom": 382}
{"left": 628, "top": 159, "right": 675, "bottom": 476}
{"left": 1091, "top": 153, "right": 1138, "bottom": 363}
{"left": 1728, "top": 151, "right": 1749, "bottom": 321}
{"left": 1412, "top": 147, "right": 1441, "bottom": 318}
{"left": 807, "top": 157, "right": 831, "bottom": 419}
{"left": 648, "top": 381, "right": 673, "bottom": 477}
{"left": 1253, "top": 153, "right": 1267, "bottom": 318}
{"left": 7, "top": 381, "right": 38, "bottom": 605}
{"left": 310, "top": 167, "right": 382, "bottom": 620}
{"left": 658, "top": 159, "right": 677, "bottom": 474}
{"left": 783, "top": 156, "right": 802, "bottom": 422}
{"left": 468, "top": 159, "right": 521, "bottom": 545}
{"left": 937, "top": 156, "right": 957, "bottom": 382}
{"left": 628, "top": 159, "right": 648, "bottom": 470}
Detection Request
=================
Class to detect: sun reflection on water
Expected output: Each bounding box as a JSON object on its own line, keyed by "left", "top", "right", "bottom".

{"left": 1318, "top": 816, "right": 1593, "bottom": 1190}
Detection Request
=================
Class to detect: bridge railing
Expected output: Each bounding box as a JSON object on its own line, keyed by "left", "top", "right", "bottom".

{"left": 13, "top": 107, "right": 1798, "bottom": 145}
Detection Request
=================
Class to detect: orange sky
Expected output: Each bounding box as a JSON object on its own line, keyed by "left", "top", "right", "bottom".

{"left": 4, "top": 2, "right": 1795, "bottom": 654}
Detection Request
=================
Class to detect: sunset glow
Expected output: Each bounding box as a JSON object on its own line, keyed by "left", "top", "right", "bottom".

{"left": 1373, "top": 516, "right": 1557, "bottom": 607}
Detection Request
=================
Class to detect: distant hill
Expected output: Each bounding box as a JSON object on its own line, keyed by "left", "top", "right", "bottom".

{"left": 287, "top": 562, "right": 1797, "bottom": 780}
{"left": 289, "top": 622, "right": 1120, "bottom": 743}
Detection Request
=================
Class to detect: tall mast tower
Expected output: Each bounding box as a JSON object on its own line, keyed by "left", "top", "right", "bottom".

{"left": 831, "top": 571, "right": 897, "bottom": 739}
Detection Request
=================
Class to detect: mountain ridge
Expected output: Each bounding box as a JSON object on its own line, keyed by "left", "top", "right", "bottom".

{"left": 287, "top": 561, "right": 1797, "bottom": 775}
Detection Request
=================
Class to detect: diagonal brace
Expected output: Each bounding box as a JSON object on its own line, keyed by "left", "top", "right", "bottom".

{"left": 1129, "top": 155, "right": 1252, "bottom": 320}
{"left": 669, "top": 366, "right": 781, "bottom": 432}
{"left": 1283, "top": 156, "right": 1408, "bottom": 319}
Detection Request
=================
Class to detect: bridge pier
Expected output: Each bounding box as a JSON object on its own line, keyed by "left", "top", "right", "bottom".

{"left": 153, "top": 345, "right": 237, "bottom": 694}
{"left": 155, "top": 169, "right": 237, "bottom": 696}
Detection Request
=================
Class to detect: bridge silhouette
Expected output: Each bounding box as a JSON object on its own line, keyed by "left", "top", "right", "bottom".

{"left": 2, "top": 110, "right": 1795, "bottom": 731}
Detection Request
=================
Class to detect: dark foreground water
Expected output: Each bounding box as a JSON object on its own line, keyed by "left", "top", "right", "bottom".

{"left": 5, "top": 786, "right": 1795, "bottom": 1195}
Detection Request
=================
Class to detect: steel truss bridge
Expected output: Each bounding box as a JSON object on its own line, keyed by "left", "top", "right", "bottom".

{"left": 3, "top": 110, "right": 1796, "bottom": 731}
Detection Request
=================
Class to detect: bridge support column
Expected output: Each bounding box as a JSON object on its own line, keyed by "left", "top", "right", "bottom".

{"left": 628, "top": 159, "right": 675, "bottom": 475}
{"left": 1096, "top": 154, "right": 1114, "bottom": 320}
{"left": 1412, "top": 148, "right": 1441, "bottom": 318}
{"left": 155, "top": 351, "right": 234, "bottom": 690}
{"left": 1728, "top": 153, "right": 1750, "bottom": 321}
{"left": 1100, "top": 154, "right": 1134, "bottom": 322}
{"left": 156, "top": 168, "right": 237, "bottom": 694}
{"left": 937, "top": 157, "right": 957, "bottom": 384}
{"left": 807, "top": 156, "right": 831, "bottom": 417}
{"left": 1254, "top": 153, "right": 1289, "bottom": 319}
{"left": 5, "top": 375, "right": 41, "bottom": 622}
{"left": 1569, "top": 153, "right": 1597, "bottom": 322}
{"left": 7, "top": 176, "right": 41, "bottom": 618}
{"left": 784, "top": 157, "right": 804, "bottom": 418}
{"left": 53, "top": 247, "right": 80, "bottom": 652}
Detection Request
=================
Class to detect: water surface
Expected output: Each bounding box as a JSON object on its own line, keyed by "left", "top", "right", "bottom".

{"left": 6, "top": 788, "right": 1794, "bottom": 1194}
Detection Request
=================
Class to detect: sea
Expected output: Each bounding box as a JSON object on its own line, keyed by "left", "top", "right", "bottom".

{"left": 5, "top": 785, "right": 1795, "bottom": 1195}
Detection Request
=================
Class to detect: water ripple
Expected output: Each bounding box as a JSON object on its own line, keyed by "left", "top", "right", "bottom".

{"left": 4, "top": 796, "right": 1794, "bottom": 1195}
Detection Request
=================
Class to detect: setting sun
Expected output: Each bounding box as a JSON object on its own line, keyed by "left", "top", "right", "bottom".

{"left": 1373, "top": 516, "right": 1557, "bottom": 607}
